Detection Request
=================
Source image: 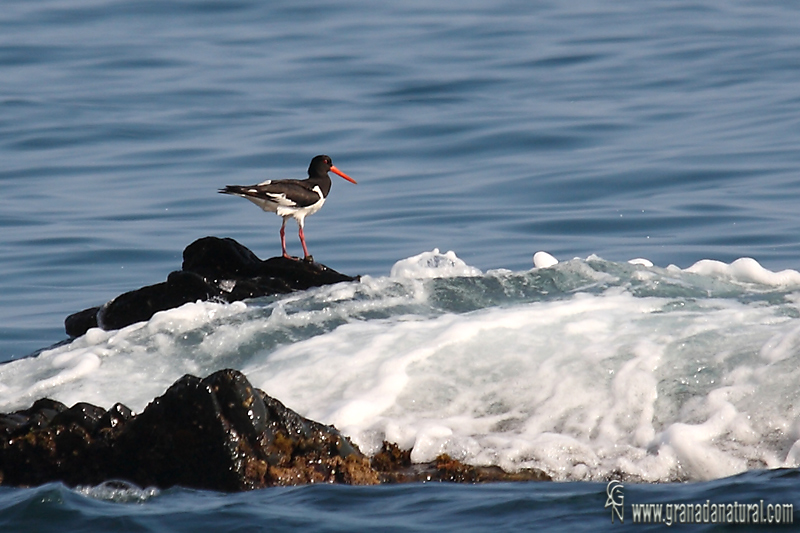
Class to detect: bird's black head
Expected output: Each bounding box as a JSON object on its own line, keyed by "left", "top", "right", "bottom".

{"left": 307, "top": 155, "right": 357, "bottom": 184}
{"left": 308, "top": 155, "right": 334, "bottom": 176}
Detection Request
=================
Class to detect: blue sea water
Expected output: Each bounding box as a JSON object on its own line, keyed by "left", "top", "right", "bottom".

{"left": 3, "top": 0, "right": 800, "bottom": 530}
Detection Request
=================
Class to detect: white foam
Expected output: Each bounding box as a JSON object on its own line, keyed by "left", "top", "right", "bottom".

{"left": 3, "top": 251, "right": 800, "bottom": 483}
{"left": 244, "top": 285, "right": 800, "bottom": 481}
{"left": 76, "top": 481, "right": 160, "bottom": 503}
{"left": 390, "top": 249, "right": 482, "bottom": 279}
{"left": 0, "top": 300, "right": 251, "bottom": 412}
{"left": 533, "top": 251, "right": 559, "bottom": 268}
{"left": 683, "top": 257, "right": 800, "bottom": 287}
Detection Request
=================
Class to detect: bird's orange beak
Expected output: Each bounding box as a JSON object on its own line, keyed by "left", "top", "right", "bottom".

{"left": 330, "top": 165, "right": 357, "bottom": 184}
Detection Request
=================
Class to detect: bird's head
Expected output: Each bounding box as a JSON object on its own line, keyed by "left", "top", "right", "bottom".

{"left": 309, "top": 155, "right": 357, "bottom": 184}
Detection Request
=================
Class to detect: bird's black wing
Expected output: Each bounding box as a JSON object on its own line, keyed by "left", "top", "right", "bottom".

{"left": 219, "top": 180, "right": 323, "bottom": 208}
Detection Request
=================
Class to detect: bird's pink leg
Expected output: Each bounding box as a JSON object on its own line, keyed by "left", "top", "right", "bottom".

{"left": 298, "top": 225, "right": 312, "bottom": 261}
{"left": 280, "top": 219, "right": 291, "bottom": 259}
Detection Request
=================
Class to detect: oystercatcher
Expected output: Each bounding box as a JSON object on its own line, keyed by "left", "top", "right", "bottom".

{"left": 219, "top": 155, "right": 357, "bottom": 261}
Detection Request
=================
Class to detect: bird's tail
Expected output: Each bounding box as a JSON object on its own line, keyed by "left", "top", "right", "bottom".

{"left": 219, "top": 185, "right": 248, "bottom": 196}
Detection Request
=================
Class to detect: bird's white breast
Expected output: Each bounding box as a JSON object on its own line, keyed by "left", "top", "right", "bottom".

{"left": 277, "top": 196, "right": 325, "bottom": 218}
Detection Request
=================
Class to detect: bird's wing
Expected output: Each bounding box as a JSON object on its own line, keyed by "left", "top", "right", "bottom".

{"left": 220, "top": 180, "right": 322, "bottom": 208}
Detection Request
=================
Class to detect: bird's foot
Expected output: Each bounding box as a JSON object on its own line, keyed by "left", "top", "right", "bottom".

{"left": 281, "top": 252, "right": 313, "bottom": 263}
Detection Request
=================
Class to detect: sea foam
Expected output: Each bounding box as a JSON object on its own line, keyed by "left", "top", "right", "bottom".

{"left": 2, "top": 250, "right": 800, "bottom": 482}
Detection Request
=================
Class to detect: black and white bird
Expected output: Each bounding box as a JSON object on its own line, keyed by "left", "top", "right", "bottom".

{"left": 219, "top": 155, "right": 357, "bottom": 261}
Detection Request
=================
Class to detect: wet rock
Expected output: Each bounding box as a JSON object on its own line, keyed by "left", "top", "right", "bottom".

{"left": 97, "top": 403, "right": 134, "bottom": 431}
{"left": 427, "top": 454, "right": 551, "bottom": 483}
{"left": 110, "top": 371, "right": 268, "bottom": 491}
{"left": 64, "top": 237, "right": 358, "bottom": 337}
{"left": 0, "top": 398, "right": 112, "bottom": 487}
{"left": 50, "top": 402, "right": 108, "bottom": 434}
{"left": 371, "top": 440, "right": 412, "bottom": 473}
{"left": 64, "top": 307, "right": 102, "bottom": 338}
{"left": 0, "top": 398, "right": 67, "bottom": 438}
{"left": 256, "top": 392, "right": 373, "bottom": 486}
{"left": 184, "top": 237, "right": 357, "bottom": 295}
{"left": 371, "top": 442, "right": 551, "bottom": 484}
{"left": 0, "top": 369, "right": 377, "bottom": 491}
{"left": 96, "top": 271, "right": 216, "bottom": 331}
{"left": 107, "top": 369, "right": 379, "bottom": 491}
{"left": 0, "top": 369, "right": 549, "bottom": 491}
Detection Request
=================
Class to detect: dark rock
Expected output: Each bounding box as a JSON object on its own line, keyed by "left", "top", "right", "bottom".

{"left": 182, "top": 236, "right": 264, "bottom": 280}
{"left": 64, "top": 307, "right": 100, "bottom": 337}
{"left": 256, "top": 392, "right": 370, "bottom": 485}
{"left": 371, "top": 440, "right": 412, "bottom": 472}
{"left": 0, "top": 369, "right": 378, "bottom": 491}
{"left": 0, "top": 398, "right": 111, "bottom": 487}
{"left": 0, "top": 369, "right": 549, "bottom": 491}
{"left": 97, "top": 271, "right": 215, "bottom": 331}
{"left": 110, "top": 372, "right": 264, "bottom": 491}
{"left": 371, "top": 442, "right": 551, "bottom": 484}
{"left": 64, "top": 237, "right": 358, "bottom": 337}
{"left": 50, "top": 402, "right": 107, "bottom": 433}
{"left": 0, "top": 398, "right": 68, "bottom": 440}
{"left": 208, "top": 369, "right": 268, "bottom": 440}
{"left": 97, "top": 403, "right": 134, "bottom": 431}
{"left": 426, "top": 454, "right": 551, "bottom": 483}
{"left": 182, "top": 237, "right": 357, "bottom": 293}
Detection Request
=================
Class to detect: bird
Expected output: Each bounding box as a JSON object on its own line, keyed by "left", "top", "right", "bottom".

{"left": 219, "top": 155, "right": 357, "bottom": 262}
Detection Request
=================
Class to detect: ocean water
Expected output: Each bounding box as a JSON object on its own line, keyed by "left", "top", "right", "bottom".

{"left": 2, "top": 0, "right": 800, "bottom": 530}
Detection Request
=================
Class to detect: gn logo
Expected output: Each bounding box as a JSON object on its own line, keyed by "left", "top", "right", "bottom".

{"left": 605, "top": 480, "right": 624, "bottom": 523}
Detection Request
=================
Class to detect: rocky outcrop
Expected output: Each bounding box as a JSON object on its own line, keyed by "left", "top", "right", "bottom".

{"left": 65, "top": 237, "right": 358, "bottom": 337}
{"left": 0, "top": 369, "right": 550, "bottom": 491}
{"left": 371, "top": 441, "right": 550, "bottom": 484}
{"left": 0, "top": 369, "right": 377, "bottom": 490}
